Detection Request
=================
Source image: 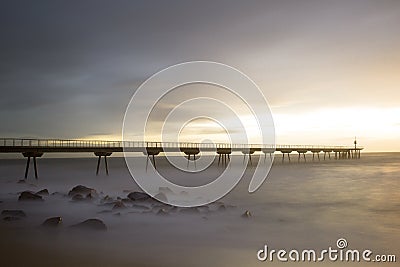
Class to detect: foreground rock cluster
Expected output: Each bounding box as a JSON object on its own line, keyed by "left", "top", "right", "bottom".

{"left": 2, "top": 184, "right": 253, "bottom": 231}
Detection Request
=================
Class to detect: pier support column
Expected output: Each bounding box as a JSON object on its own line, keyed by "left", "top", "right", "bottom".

{"left": 296, "top": 150, "right": 307, "bottom": 163}
{"left": 217, "top": 149, "right": 232, "bottom": 167}
{"left": 181, "top": 148, "right": 200, "bottom": 170}
{"left": 94, "top": 152, "right": 112, "bottom": 175}
{"left": 22, "top": 152, "right": 43, "bottom": 179}
{"left": 242, "top": 149, "right": 256, "bottom": 166}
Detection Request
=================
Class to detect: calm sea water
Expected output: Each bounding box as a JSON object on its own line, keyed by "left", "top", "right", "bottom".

{"left": 0, "top": 153, "right": 399, "bottom": 266}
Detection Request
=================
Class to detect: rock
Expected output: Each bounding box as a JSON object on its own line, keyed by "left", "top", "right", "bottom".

{"left": 131, "top": 204, "right": 151, "bottom": 211}
{"left": 112, "top": 201, "right": 126, "bottom": 210}
{"left": 86, "top": 192, "right": 96, "bottom": 200}
{"left": 103, "top": 195, "right": 112, "bottom": 200}
{"left": 154, "top": 192, "right": 168, "bottom": 203}
{"left": 127, "top": 191, "right": 150, "bottom": 201}
{"left": 68, "top": 185, "right": 98, "bottom": 198}
{"left": 3, "top": 216, "right": 21, "bottom": 221}
{"left": 113, "top": 212, "right": 121, "bottom": 216}
{"left": 156, "top": 208, "right": 169, "bottom": 216}
{"left": 100, "top": 195, "right": 116, "bottom": 205}
{"left": 71, "top": 194, "right": 85, "bottom": 201}
{"left": 1, "top": 210, "right": 26, "bottom": 218}
{"left": 241, "top": 210, "right": 252, "bottom": 218}
{"left": 71, "top": 219, "right": 107, "bottom": 231}
{"left": 17, "top": 179, "right": 26, "bottom": 184}
{"left": 36, "top": 189, "right": 49, "bottom": 196}
{"left": 121, "top": 198, "right": 133, "bottom": 204}
{"left": 18, "top": 191, "right": 43, "bottom": 201}
{"left": 42, "top": 217, "right": 62, "bottom": 227}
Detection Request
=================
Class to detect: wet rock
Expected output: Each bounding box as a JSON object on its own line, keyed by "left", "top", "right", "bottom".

{"left": 71, "top": 219, "right": 107, "bottom": 231}
{"left": 131, "top": 204, "right": 151, "bottom": 211}
{"left": 68, "top": 185, "right": 98, "bottom": 198}
{"left": 86, "top": 192, "right": 96, "bottom": 200}
{"left": 42, "top": 217, "right": 62, "bottom": 227}
{"left": 36, "top": 189, "right": 49, "bottom": 196}
{"left": 1, "top": 210, "right": 26, "bottom": 218}
{"left": 3, "top": 216, "right": 21, "bottom": 221}
{"left": 241, "top": 210, "right": 252, "bottom": 218}
{"left": 71, "top": 194, "right": 85, "bottom": 201}
{"left": 112, "top": 201, "right": 126, "bottom": 210}
{"left": 18, "top": 191, "right": 43, "bottom": 201}
{"left": 217, "top": 204, "right": 226, "bottom": 211}
{"left": 156, "top": 208, "right": 169, "bottom": 216}
{"left": 127, "top": 191, "right": 150, "bottom": 201}
{"left": 121, "top": 198, "right": 133, "bottom": 204}
{"left": 101, "top": 195, "right": 114, "bottom": 203}
{"left": 154, "top": 192, "right": 168, "bottom": 203}
{"left": 17, "top": 179, "right": 26, "bottom": 184}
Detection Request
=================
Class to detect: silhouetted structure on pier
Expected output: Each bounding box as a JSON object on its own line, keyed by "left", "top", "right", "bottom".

{"left": 0, "top": 138, "right": 363, "bottom": 179}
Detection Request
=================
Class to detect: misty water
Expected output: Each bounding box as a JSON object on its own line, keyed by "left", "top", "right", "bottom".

{"left": 0, "top": 153, "right": 399, "bottom": 266}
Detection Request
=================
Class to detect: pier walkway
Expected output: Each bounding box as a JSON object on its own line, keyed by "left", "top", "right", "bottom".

{"left": 0, "top": 138, "right": 363, "bottom": 179}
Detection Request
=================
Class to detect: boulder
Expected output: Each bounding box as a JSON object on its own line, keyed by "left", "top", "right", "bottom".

{"left": 18, "top": 191, "right": 43, "bottom": 201}
{"left": 36, "top": 189, "right": 49, "bottom": 196}
{"left": 1, "top": 210, "right": 26, "bottom": 218}
{"left": 68, "top": 185, "right": 98, "bottom": 198}
{"left": 241, "top": 210, "right": 252, "bottom": 218}
{"left": 217, "top": 204, "right": 226, "bottom": 211}
{"left": 121, "top": 198, "right": 133, "bottom": 204}
{"left": 112, "top": 201, "right": 126, "bottom": 210}
{"left": 131, "top": 204, "right": 151, "bottom": 212}
{"left": 156, "top": 208, "right": 169, "bottom": 216}
{"left": 71, "top": 194, "right": 85, "bottom": 201}
{"left": 127, "top": 191, "right": 150, "bottom": 201}
{"left": 71, "top": 218, "right": 107, "bottom": 231}
{"left": 42, "top": 217, "right": 62, "bottom": 227}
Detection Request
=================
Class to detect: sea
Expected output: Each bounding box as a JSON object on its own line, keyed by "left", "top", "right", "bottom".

{"left": 0, "top": 152, "right": 399, "bottom": 266}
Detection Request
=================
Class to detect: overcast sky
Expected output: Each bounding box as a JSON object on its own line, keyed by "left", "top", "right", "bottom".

{"left": 1, "top": 0, "right": 399, "bottom": 151}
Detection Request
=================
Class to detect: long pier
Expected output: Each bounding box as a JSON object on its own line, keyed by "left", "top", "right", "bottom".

{"left": 0, "top": 138, "right": 363, "bottom": 179}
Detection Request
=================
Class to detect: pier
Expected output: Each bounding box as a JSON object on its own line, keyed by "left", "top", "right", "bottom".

{"left": 0, "top": 138, "right": 363, "bottom": 179}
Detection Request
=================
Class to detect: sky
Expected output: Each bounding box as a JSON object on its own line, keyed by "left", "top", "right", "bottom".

{"left": 1, "top": 0, "right": 400, "bottom": 151}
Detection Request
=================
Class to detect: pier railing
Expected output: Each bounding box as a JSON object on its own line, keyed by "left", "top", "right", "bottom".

{"left": 0, "top": 138, "right": 360, "bottom": 150}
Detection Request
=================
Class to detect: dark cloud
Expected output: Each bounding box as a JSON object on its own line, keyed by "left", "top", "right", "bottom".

{"left": 0, "top": 0, "right": 399, "bottom": 141}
